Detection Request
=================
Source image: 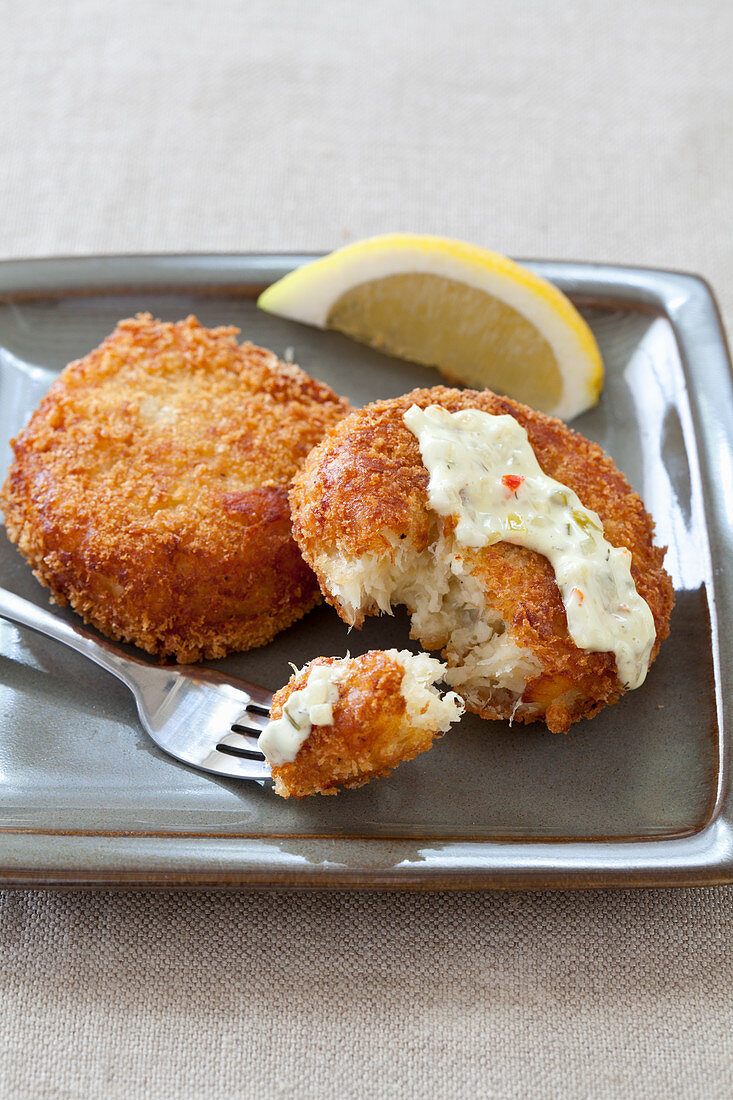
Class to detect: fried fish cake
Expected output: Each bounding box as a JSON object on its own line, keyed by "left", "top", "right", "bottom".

{"left": 260, "top": 649, "right": 464, "bottom": 798}
{"left": 1, "top": 314, "right": 350, "bottom": 661}
{"left": 289, "top": 386, "right": 674, "bottom": 733}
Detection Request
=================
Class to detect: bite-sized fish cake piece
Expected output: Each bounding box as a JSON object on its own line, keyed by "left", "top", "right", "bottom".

{"left": 260, "top": 649, "right": 464, "bottom": 798}
{"left": 289, "top": 386, "right": 674, "bottom": 734}
{"left": 1, "top": 314, "right": 350, "bottom": 662}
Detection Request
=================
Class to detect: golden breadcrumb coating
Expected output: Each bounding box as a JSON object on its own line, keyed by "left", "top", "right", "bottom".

{"left": 289, "top": 386, "right": 674, "bottom": 733}
{"left": 266, "top": 650, "right": 463, "bottom": 798}
{"left": 1, "top": 314, "right": 350, "bottom": 661}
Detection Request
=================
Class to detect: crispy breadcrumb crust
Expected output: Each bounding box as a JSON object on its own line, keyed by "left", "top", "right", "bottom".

{"left": 290, "top": 386, "right": 675, "bottom": 733}
{"left": 268, "top": 652, "right": 447, "bottom": 798}
{"left": 1, "top": 314, "right": 350, "bottom": 661}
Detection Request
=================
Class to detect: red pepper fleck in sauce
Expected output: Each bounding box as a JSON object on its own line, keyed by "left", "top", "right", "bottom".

{"left": 502, "top": 474, "right": 525, "bottom": 493}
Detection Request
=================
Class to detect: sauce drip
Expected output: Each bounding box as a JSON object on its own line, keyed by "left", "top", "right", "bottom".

{"left": 259, "top": 663, "right": 341, "bottom": 766}
{"left": 403, "top": 404, "right": 655, "bottom": 689}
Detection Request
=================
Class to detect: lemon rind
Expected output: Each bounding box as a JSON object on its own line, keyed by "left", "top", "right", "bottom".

{"left": 258, "top": 234, "right": 603, "bottom": 420}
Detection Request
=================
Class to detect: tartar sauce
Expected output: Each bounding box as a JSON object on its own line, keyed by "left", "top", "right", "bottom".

{"left": 259, "top": 663, "right": 342, "bottom": 767}
{"left": 403, "top": 404, "right": 655, "bottom": 689}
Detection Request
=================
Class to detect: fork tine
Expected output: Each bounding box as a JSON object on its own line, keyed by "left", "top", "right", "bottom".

{"left": 198, "top": 748, "right": 272, "bottom": 780}
{"left": 217, "top": 730, "right": 264, "bottom": 756}
{"left": 244, "top": 701, "right": 271, "bottom": 717}
{"left": 231, "top": 710, "right": 270, "bottom": 733}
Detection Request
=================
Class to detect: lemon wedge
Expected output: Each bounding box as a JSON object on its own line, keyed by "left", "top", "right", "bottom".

{"left": 257, "top": 233, "right": 604, "bottom": 420}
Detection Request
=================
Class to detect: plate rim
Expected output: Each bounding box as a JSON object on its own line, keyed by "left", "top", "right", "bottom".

{"left": 0, "top": 253, "right": 731, "bottom": 890}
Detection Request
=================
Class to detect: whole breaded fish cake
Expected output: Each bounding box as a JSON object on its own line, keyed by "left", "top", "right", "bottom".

{"left": 1, "top": 314, "right": 350, "bottom": 662}
{"left": 290, "top": 386, "right": 674, "bottom": 733}
{"left": 259, "top": 649, "right": 464, "bottom": 798}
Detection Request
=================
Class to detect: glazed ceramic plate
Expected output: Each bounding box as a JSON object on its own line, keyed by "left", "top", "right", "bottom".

{"left": 0, "top": 255, "right": 730, "bottom": 888}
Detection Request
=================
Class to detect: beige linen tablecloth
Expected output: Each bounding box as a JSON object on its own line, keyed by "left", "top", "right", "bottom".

{"left": 1, "top": 2, "right": 732, "bottom": 1096}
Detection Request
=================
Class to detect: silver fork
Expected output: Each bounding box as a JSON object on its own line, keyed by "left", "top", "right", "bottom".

{"left": 0, "top": 586, "right": 273, "bottom": 781}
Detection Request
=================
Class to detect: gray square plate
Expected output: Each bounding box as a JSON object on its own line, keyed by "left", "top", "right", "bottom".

{"left": 0, "top": 255, "right": 730, "bottom": 889}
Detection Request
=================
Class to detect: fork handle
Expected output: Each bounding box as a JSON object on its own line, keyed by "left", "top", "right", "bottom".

{"left": 0, "top": 586, "right": 148, "bottom": 687}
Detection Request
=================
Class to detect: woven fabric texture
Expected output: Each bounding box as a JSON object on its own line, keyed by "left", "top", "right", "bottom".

{"left": 1, "top": 888, "right": 733, "bottom": 1099}
{"left": 0, "top": 1, "right": 732, "bottom": 1097}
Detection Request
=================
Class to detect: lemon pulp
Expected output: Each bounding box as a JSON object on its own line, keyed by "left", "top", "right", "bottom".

{"left": 328, "top": 272, "right": 563, "bottom": 411}
{"left": 258, "top": 233, "right": 604, "bottom": 419}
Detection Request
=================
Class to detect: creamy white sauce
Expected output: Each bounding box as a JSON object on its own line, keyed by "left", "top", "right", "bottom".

{"left": 403, "top": 404, "right": 656, "bottom": 689}
{"left": 259, "top": 663, "right": 342, "bottom": 767}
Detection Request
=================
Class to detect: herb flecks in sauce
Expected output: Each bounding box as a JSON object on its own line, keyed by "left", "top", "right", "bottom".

{"left": 403, "top": 404, "right": 655, "bottom": 689}
{"left": 259, "top": 664, "right": 342, "bottom": 767}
